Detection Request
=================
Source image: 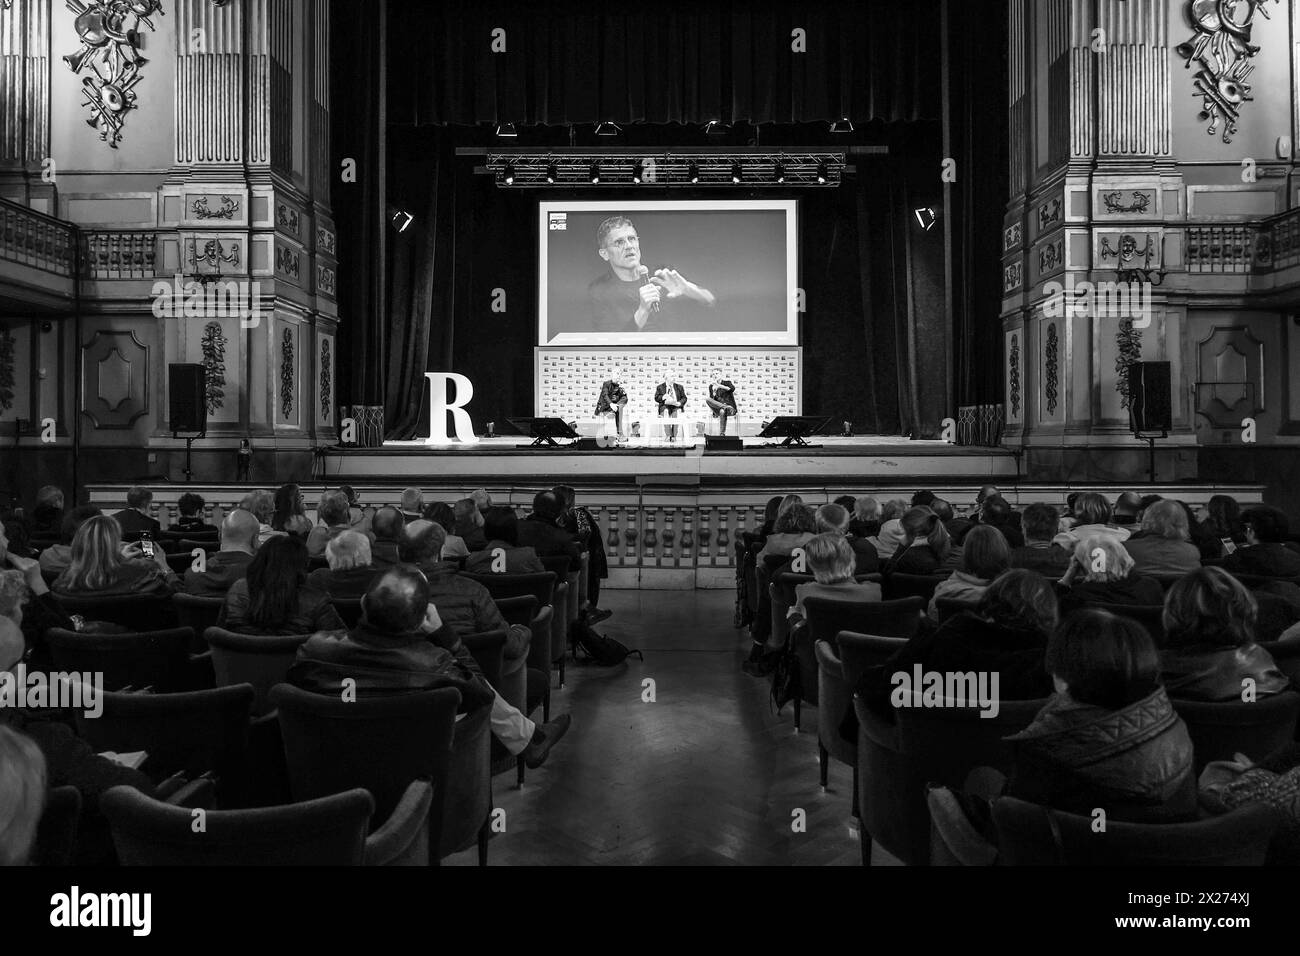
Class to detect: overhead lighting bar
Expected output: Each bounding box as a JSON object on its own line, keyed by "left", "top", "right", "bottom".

{"left": 484, "top": 152, "right": 849, "bottom": 188}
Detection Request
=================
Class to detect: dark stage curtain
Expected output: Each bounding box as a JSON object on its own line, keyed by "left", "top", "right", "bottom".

{"left": 387, "top": 0, "right": 942, "bottom": 128}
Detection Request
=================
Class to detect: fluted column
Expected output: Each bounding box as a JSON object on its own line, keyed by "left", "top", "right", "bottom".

{"left": 0, "top": 0, "right": 51, "bottom": 207}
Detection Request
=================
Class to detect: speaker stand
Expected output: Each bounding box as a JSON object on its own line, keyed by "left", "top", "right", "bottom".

{"left": 1133, "top": 430, "right": 1167, "bottom": 484}
{"left": 173, "top": 431, "right": 205, "bottom": 482}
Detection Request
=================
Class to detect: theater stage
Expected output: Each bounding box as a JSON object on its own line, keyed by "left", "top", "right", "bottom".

{"left": 319, "top": 435, "right": 1022, "bottom": 484}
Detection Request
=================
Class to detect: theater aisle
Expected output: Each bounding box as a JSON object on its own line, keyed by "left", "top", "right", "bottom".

{"left": 445, "top": 589, "right": 878, "bottom": 866}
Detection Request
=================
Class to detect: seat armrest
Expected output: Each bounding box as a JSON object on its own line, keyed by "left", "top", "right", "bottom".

{"left": 856, "top": 696, "right": 902, "bottom": 751}
{"left": 528, "top": 606, "right": 553, "bottom": 670}
{"left": 364, "top": 780, "right": 434, "bottom": 866}
{"left": 814, "top": 639, "right": 844, "bottom": 680}
{"left": 165, "top": 775, "right": 217, "bottom": 809}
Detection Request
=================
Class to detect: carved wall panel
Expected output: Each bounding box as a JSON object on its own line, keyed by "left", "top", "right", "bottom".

{"left": 1195, "top": 324, "right": 1265, "bottom": 428}
{"left": 81, "top": 328, "right": 149, "bottom": 429}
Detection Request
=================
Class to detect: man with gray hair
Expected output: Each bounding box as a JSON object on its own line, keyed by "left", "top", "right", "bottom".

{"left": 306, "top": 490, "right": 356, "bottom": 558}
{"left": 400, "top": 488, "right": 424, "bottom": 523}
{"left": 184, "top": 509, "right": 260, "bottom": 595}
{"left": 470, "top": 489, "right": 492, "bottom": 513}
{"left": 307, "top": 530, "right": 377, "bottom": 600}
{"left": 112, "top": 485, "right": 160, "bottom": 541}
{"left": 453, "top": 498, "right": 487, "bottom": 552}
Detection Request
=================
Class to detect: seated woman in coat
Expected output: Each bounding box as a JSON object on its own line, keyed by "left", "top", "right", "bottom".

{"left": 1003, "top": 608, "right": 1198, "bottom": 822}
{"left": 220, "top": 535, "right": 345, "bottom": 636}
{"left": 881, "top": 506, "right": 952, "bottom": 575}
{"left": 1055, "top": 535, "right": 1164, "bottom": 613}
{"left": 927, "top": 525, "right": 1011, "bottom": 622}
{"left": 1159, "top": 567, "right": 1289, "bottom": 702}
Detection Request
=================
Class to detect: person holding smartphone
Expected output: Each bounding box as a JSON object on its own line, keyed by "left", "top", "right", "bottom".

{"left": 51, "top": 515, "right": 177, "bottom": 599}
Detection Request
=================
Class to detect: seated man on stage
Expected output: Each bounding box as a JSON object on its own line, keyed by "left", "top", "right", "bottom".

{"left": 594, "top": 367, "right": 628, "bottom": 443}
{"left": 705, "top": 368, "right": 738, "bottom": 436}
{"left": 654, "top": 368, "right": 688, "bottom": 442}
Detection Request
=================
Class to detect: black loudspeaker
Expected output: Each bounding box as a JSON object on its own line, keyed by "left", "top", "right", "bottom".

{"left": 704, "top": 435, "right": 744, "bottom": 451}
{"left": 169, "top": 363, "right": 207, "bottom": 434}
{"left": 1128, "top": 361, "right": 1172, "bottom": 433}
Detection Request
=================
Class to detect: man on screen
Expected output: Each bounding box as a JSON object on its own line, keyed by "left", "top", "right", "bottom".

{"left": 587, "top": 216, "right": 716, "bottom": 333}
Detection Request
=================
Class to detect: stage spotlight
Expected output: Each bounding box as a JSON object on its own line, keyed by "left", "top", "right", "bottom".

{"left": 595, "top": 121, "right": 621, "bottom": 136}
{"left": 773, "top": 161, "right": 785, "bottom": 183}
{"left": 704, "top": 120, "right": 731, "bottom": 135}
{"left": 830, "top": 117, "right": 854, "bottom": 134}
{"left": 913, "top": 206, "right": 939, "bottom": 231}
{"left": 816, "top": 162, "right": 828, "bottom": 184}
{"left": 387, "top": 205, "right": 414, "bottom": 233}
{"left": 687, "top": 161, "right": 700, "bottom": 184}
{"left": 589, "top": 161, "right": 601, "bottom": 184}
{"left": 502, "top": 162, "right": 515, "bottom": 186}
{"left": 731, "top": 161, "right": 742, "bottom": 184}
{"left": 494, "top": 122, "right": 518, "bottom": 138}
{"left": 633, "top": 159, "right": 644, "bottom": 184}
{"left": 546, "top": 162, "right": 557, "bottom": 184}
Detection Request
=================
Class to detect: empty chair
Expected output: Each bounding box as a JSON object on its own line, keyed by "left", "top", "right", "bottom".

{"left": 991, "top": 796, "right": 1279, "bottom": 866}
{"left": 76, "top": 684, "right": 256, "bottom": 807}
{"left": 102, "top": 781, "right": 432, "bottom": 866}
{"left": 272, "top": 684, "right": 459, "bottom": 863}
{"left": 52, "top": 592, "right": 178, "bottom": 633}
{"left": 45, "top": 626, "right": 210, "bottom": 693}
{"left": 205, "top": 627, "right": 312, "bottom": 716}
{"left": 854, "top": 693, "right": 1047, "bottom": 866}
{"left": 1170, "top": 691, "right": 1300, "bottom": 772}
{"left": 883, "top": 572, "right": 949, "bottom": 603}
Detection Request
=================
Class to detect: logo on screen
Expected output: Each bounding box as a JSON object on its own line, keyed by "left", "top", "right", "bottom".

{"left": 548, "top": 212, "right": 567, "bottom": 231}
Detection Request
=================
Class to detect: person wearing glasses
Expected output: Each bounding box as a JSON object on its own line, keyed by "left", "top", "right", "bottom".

{"left": 586, "top": 215, "right": 715, "bottom": 333}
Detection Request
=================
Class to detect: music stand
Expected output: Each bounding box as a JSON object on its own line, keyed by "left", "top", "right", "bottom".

{"left": 507, "top": 417, "right": 580, "bottom": 447}
{"left": 758, "top": 416, "right": 834, "bottom": 448}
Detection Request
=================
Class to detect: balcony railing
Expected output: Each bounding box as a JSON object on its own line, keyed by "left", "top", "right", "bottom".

{"left": 1252, "top": 206, "right": 1300, "bottom": 275}
{"left": 0, "top": 196, "right": 76, "bottom": 276}
{"left": 80, "top": 231, "right": 160, "bottom": 279}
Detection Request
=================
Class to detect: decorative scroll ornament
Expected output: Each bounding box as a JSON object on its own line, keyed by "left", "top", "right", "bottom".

{"left": 200, "top": 321, "right": 227, "bottom": 414}
{"left": 319, "top": 340, "right": 332, "bottom": 421}
{"left": 1102, "top": 190, "right": 1152, "bottom": 215}
{"left": 1116, "top": 320, "right": 1143, "bottom": 409}
{"left": 193, "top": 196, "right": 240, "bottom": 220}
{"left": 1045, "top": 323, "right": 1059, "bottom": 416}
{"left": 63, "top": 0, "right": 165, "bottom": 148}
{"left": 280, "top": 327, "right": 295, "bottom": 418}
{"left": 0, "top": 325, "right": 16, "bottom": 414}
{"left": 1176, "top": 0, "right": 1280, "bottom": 144}
{"left": 1008, "top": 335, "right": 1021, "bottom": 418}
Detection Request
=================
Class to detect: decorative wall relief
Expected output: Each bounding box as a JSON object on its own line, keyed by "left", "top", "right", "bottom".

{"left": 280, "top": 327, "right": 295, "bottom": 419}
{"left": 192, "top": 196, "right": 240, "bottom": 220}
{"left": 189, "top": 238, "right": 239, "bottom": 272}
{"left": 1115, "top": 320, "right": 1143, "bottom": 409}
{"left": 1102, "top": 190, "right": 1153, "bottom": 215}
{"left": 1003, "top": 223, "right": 1022, "bottom": 253}
{"left": 0, "top": 325, "right": 15, "bottom": 414}
{"left": 200, "top": 321, "right": 227, "bottom": 414}
{"left": 317, "top": 264, "right": 336, "bottom": 296}
{"left": 1037, "top": 198, "right": 1062, "bottom": 232}
{"left": 275, "top": 246, "right": 301, "bottom": 280}
{"left": 1100, "top": 233, "right": 1156, "bottom": 267}
{"left": 1176, "top": 0, "right": 1280, "bottom": 143}
{"left": 1003, "top": 262, "right": 1023, "bottom": 294}
{"left": 1038, "top": 239, "right": 1063, "bottom": 275}
{"left": 63, "top": 0, "right": 165, "bottom": 148}
{"left": 316, "top": 227, "right": 336, "bottom": 256}
{"left": 319, "top": 339, "right": 332, "bottom": 422}
{"left": 1045, "top": 323, "right": 1059, "bottom": 416}
{"left": 1008, "top": 334, "right": 1021, "bottom": 418}
{"left": 276, "top": 203, "right": 301, "bottom": 238}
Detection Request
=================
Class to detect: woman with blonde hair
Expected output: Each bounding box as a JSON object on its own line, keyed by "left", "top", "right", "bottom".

{"left": 52, "top": 514, "right": 176, "bottom": 598}
{"left": 1057, "top": 534, "right": 1162, "bottom": 614}
{"left": 882, "top": 506, "right": 951, "bottom": 574}
{"left": 850, "top": 496, "right": 881, "bottom": 538}
{"left": 790, "top": 533, "right": 881, "bottom": 617}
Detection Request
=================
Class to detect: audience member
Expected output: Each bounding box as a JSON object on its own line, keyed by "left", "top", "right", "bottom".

{"left": 931, "top": 498, "right": 971, "bottom": 544}
{"left": 1123, "top": 500, "right": 1201, "bottom": 576}
{"left": 29, "top": 485, "right": 64, "bottom": 539}
{"left": 339, "top": 484, "right": 373, "bottom": 534}
{"left": 1057, "top": 535, "right": 1163, "bottom": 613}
{"left": 555, "top": 485, "right": 610, "bottom": 622}
{"left": 776, "top": 494, "right": 805, "bottom": 518}
{"left": 862, "top": 570, "right": 1058, "bottom": 717}
{"left": 112, "top": 486, "right": 160, "bottom": 541}
{"left": 1052, "top": 492, "right": 1131, "bottom": 551}
{"left": 849, "top": 496, "right": 881, "bottom": 539}
{"left": 464, "top": 508, "right": 545, "bottom": 574}
{"left": 239, "top": 490, "right": 279, "bottom": 545}
{"left": 174, "top": 493, "right": 218, "bottom": 535}
{"left": 306, "top": 490, "right": 356, "bottom": 558}
{"left": 470, "top": 488, "right": 492, "bottom": 513}
{"left": 882, "top": 507, "right": 951, "bottom": 574}
{"left": 287, "top": 566, "right": 569, "bottom": 767}
{"left": 928, "top": 525, "right": 1010, "bottom": 621}
{"left": 369, "top": 507, "right": 406, "bottom": 568}
{"left": 271, "top": 484, "right": 312, "bottom": 538}
{"left": 53, "top": 515, "right": 177, "bottom": 598}
{"left": 868, "top": 499, "right": 911, "bottom": 558}
{"left": 400, "top": 488, "right": 425, "bottom": 522}
{"left": 1219, "top": 506, "right": 1300, "bottom": 579}
{"left": 815, "top": 503, "right": 878, "bottom": 574}
{"left": 1160, "top": 568, "right": 1288, "bottom": 701}
{"left": 37, "top": 506, "right": 102, "bottom": 576}
{"left": 219, "top": 535, "right": 343, "bottom": 635}
{"left": 516, "top": 491, "right": 581, "bottom": 570}
{"left": 1009, "top": 503, "right": 1071, "bottom": 577}
{"left": 833, "top": 495, "right": 857, "bottom": 513}
{"left": 423, "top": 502, "right": 468, "bottom": 559}
{"left": 1001, "top": 609, "right": 1197, "bottom": 822}
{"left": 757, "top": 496, "right": 784, "bottom": 538}
{"left": 912, "top": 490, "right": 938, "bottom": 508}
{"left": 454, "top": 498, "right": 489, "bottom": 552}
{"left": 1, "top": 547, "right": 73, "bottom": 656}
{"left": 975, "top": 495, "right": 1024, "bottom": 549}
{"left": 1113, "top": 491, "right": 1144, "bottom": 526}
{"left": 756, "top": 504, "right": 816, "bottom": 562}
{"left": 307, "top": 531, "right": 378, "bottom": 600}
{"left": 183, "top": 509, "right": 259, "bottom": 596}
{"left": 1202, "top": 494, "right": 1245, "bottom": 547}
{"left": 789, "top": 533, "right": 881, "bottom": 617}
{"left": 0, "top": 724, "right": 45, "bottom": 866}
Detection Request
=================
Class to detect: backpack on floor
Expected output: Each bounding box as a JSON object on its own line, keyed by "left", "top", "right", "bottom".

{"left": 571, "top": 620, "right": 644, "bottom": 667}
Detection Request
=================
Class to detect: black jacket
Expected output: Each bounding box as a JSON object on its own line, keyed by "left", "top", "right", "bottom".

{"left": 517, "top": 514, "right": 582, "bottom": 570}
{"left": 1221, "top": 543, "right": 1300, "bottom": 579}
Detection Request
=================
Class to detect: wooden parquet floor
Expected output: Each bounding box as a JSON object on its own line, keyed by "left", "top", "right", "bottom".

{"left": 445, "top": 589, "right": 900, "bottom": 866}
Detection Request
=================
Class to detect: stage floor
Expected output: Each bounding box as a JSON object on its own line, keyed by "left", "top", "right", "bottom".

{"left": 321, "top": 434, "right": 1021, "bottom": 482}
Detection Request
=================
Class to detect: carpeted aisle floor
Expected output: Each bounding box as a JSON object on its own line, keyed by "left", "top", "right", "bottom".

{"left": 446, "top": 588, "right": 898, "bottom": 866}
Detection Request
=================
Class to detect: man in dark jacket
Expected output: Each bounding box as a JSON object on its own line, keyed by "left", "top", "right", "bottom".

{"left": 306, "top": 530, "right": 379, "bottom": 599}
{"left": 112, "top": 486, "right": 161, "bottom": 541}
{"left": 516, "top": 491, "right": 581, "bottom": 571}
{"left": 369, "top": 507, "right": 405, "bottom": 568}
{"left": 184, "top": 509, "right": 259, "bottom": 595}
{"left": 287, "top": 566, "right": 569, "bottom": 766}
{"left": 1009, "top": 503, "right": 1071, "bottom": 578}
{"left": 1220, "top": 506, "right": 1300, "bottom": 579}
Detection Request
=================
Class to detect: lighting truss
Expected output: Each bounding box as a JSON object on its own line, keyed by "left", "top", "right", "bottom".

{"left": 483, "top": 151, "right": 849, "bottom": 187}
